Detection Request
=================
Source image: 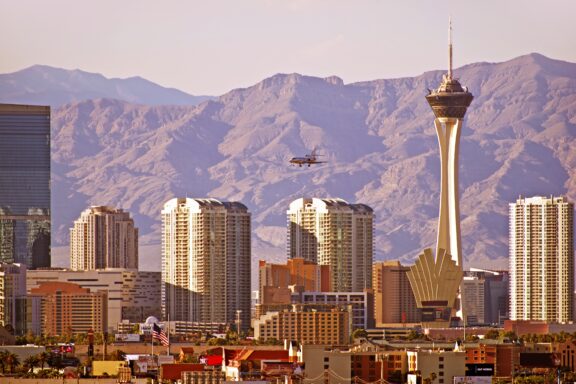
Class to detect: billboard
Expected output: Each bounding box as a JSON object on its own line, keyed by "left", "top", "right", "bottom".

{"left": 115, "top": 333, "right": 141, "bottom": 342}
{"left": 466, "top": 364, "right": 494, "bottom": 376}
{"left": 520, "top": 353, "right": 561, "bottom": 368}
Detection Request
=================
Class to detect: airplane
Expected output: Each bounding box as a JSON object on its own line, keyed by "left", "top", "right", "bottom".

{"left": 289, "top": 148, "right": 327, "bottom": 167}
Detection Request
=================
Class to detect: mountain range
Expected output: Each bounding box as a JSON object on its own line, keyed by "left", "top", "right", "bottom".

{"left": 0, "top": 65, "right": 212, "bottom": 107}
{"left": 4, "top": 54, "right": 576, "bottom": 278}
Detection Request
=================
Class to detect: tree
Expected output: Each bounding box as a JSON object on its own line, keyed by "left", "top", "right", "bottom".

{"left": 23, "top": 355, "right": 38, "bottom": 373}
{"left": 406, "top": 330, "right": 423, "bottom": 341}
{"left": 108, "top": 350, "right": 126, "bottom": 361}
{"left": 0, "top": 350, "right": 8, "bottom": 373}
{"left": 37, "top": 351, "right": 50, "bottom": 369}
{"left": 501, "top": 331, "right": 518, "bottom": 342}
{"left": 352, "top": 328, "right": 368, "bottom": 339}
{"left": 5, "top": 352, "right": 20, "bottom": 373}
{"left": 207, "top": 337, "right": 227, "bottom": 346}
{"left": 484, "top": 330, "right": 500, "bottom": 340}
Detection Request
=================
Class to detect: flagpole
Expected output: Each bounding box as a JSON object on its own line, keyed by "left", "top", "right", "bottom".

{"left": 167, "top": 314, "right": 170, "bottom": 356}
{"left": 151, "top": 326, "right": 154, "bottom": 357}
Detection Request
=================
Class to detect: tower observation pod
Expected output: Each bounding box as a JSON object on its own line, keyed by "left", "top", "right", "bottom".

{"left": 407, "top": 19, "right": 473, "bottom": 328}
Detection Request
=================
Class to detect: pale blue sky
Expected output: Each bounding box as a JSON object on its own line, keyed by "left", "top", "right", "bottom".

{"left": 1, "top": 0, "right": 575, "bottom": 95}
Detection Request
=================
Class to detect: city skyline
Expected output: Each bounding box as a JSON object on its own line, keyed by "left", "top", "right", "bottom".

{"left": 0, "top": 3, "right": 573, "bottom": 280}
{"left": 1, "top": 1, "right": 575, "bottom": 95}
{"left": 0, "top": 3, "right": 575, "bottom": 379}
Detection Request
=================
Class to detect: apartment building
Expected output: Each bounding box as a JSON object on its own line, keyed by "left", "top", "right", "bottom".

{"left": 287, "top": 198, "right": 373, "bottom": 292}
{"left": 161, "top": 198, "right": 251, "bottom": 330}
{"left": 509, "top": 196, "right": 574, "bottom": 323}
{"left": 70, "top": 206, "right": 138, "bottom": 270}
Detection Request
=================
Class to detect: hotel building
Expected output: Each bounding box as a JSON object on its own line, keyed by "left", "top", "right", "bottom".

{"left": 373, "top": 261, "right": 420, "bottom": 325}
{"left": 509, "top": 196, "right": 574, "bottom": 323}
{"left": 287, "top": 198, "right": 373, "bottom": 292}
{"left": 30, "top": 281, "right": 107, "bottom": 335}
{"left": 70, "top": 206, "right": 138, "bottom": 270}
{"left": 254, "top": 306, "right": 349, "bottom": 345}
{"left": 161, "top": 198, "right": 251, "bottom": 330}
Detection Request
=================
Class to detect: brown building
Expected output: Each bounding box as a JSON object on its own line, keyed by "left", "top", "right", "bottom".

{"left": 494, "top": 344, "right": 522, "bottom": 378}
{"left": 555, "top": 340, "right": 576, "bottom": 372}
{"left": 465, "top": 343, "right": 497, "bottom": 364}
{"left": 254, "top": 306, "right": 349, "bottom": 345}
{"left": 302, "top": 344, "right": 407, "bottom": 384}
{"left": 259, "top": 258, "right": 331, "bottom": 305}
{"left": 30, "top": 281, "right": 107, "bottom": 335}
{"left": 504, "top": 320, "right": 549, "bottom": 336}
{"left": 373, "top": 261, "right": 420, "bottom": 325}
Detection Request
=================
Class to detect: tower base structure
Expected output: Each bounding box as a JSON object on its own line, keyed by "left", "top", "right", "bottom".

{"left": 406, "top": 248, "right": 464, "bottom": 328}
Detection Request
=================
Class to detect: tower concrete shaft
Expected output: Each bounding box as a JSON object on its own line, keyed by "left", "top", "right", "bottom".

{"left": 434, "top": 117, "right": 463, "bottom": 267}
{"left": 425, "top": 74, "right": 473, "bottom": 266}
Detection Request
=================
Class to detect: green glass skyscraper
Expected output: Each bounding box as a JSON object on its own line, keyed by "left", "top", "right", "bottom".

{"left": 0, "top": 104, "right": 51, "bottom": 268}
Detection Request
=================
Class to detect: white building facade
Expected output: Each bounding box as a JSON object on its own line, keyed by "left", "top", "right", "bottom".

{"left": 70, "top": 206, "right": 138, "bottom": 270}
{"left": 161, "top": 198, "right": 251, "bottom": 330}
{"left": 509, "top": 196, "right": 574, "bottom": 323}
{"left": 287, "top": 198, "right": 373, "bottom": 292}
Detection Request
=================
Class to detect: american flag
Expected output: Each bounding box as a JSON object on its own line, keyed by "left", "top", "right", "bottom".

{"left": 152, "top": 323, "right": 169, "bottom": 346}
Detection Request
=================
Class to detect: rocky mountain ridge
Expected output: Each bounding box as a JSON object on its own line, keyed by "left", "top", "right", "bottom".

{"left": 0, "top": 65, "right": 212, "bottom": 107}
{"left": 35, "top": 53, "right": 576, "bottom": 272}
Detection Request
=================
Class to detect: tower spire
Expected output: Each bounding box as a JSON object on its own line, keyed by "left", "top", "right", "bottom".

{"left": 448, "top": 16, "right": 453, "bottom": 79}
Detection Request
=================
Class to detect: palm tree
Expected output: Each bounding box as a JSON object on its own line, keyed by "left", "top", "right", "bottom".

{"left": 0, "top": 350, "right": 8, "bottom": 373}
{"left": 5, "top": 352, "right": 19, "bottom": 374}
{"left": 23, "top": 355, "right": 38, "bottom": 373}
{"left": 37, "top": 351, "right": 50, "bottom": 369}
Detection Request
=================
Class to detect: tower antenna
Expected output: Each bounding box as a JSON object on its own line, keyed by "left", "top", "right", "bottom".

{"left": 448, "top": 16, "right": 453, "bottom": 79}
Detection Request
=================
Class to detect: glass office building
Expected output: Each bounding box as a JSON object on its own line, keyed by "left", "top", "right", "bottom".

{"left": 0, "top": 104, "right": 51, "bottom": 268}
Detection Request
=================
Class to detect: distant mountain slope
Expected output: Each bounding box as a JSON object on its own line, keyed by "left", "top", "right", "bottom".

{"left": 0, "top": 65, "right": 213, "bottom": 107}
{"left": 49, "top": 53, "right": 576, "bottom": 275}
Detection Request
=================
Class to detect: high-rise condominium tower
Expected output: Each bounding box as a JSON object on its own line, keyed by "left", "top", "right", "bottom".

{"left": 408, "top": 21, "right": 472, "bottom": 326}
{"left": 70, "top": 206, "right": 138, "bottom": 270}
{"left": 509, "top": 196, "right": 574, "bottom": 323}
{"left": 287, "top": 198, "right": 373, "bottom": 292}
{"left": 161, "top": 198, "right": 251, "bottom": 331}
{"left": 0, "top": 104, "right": 51, "bottom": 269}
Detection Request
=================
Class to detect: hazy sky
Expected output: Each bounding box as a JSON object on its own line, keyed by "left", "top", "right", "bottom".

{"left": 1, "top": 0, "right": 575, "bottom": 95}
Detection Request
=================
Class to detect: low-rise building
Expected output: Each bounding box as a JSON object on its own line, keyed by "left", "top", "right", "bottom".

{"left": 256, "top": 289, "right": 374, "bottom": 331}
{"left": 407, "top": 350, "right": 466, "bottom": 384}
{"left": 298, "top": 291, "right": 374, "bottom": 330}
{"left": 27, "top": 268, "right": 160, "bottom": 333}
{"left": 30, "top": 281, "right": 107, "bottom": 335}
{"left": 301, "top": 344, "right": 407, "bottom": 384}
{"left": 254, "top": 306, "right": 349, "bottom": 345}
